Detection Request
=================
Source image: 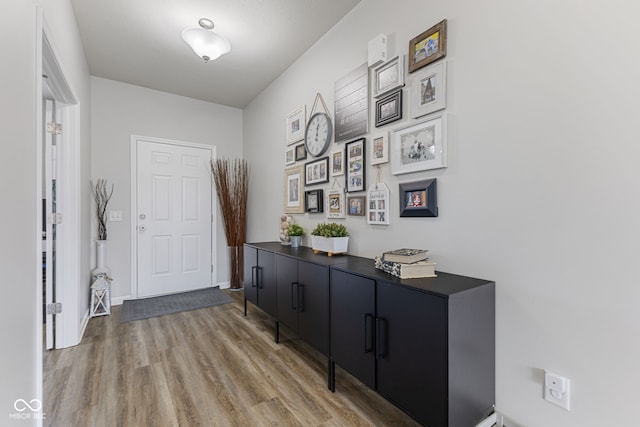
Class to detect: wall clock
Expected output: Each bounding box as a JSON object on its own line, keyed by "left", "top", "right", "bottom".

{"left": 304, "top": 93, "right": 333, "bottom": 157}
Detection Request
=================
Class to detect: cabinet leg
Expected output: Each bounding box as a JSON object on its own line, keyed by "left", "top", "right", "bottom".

{"left": 275, "top": 320, "right": 280, "bottom": 343}
{"left": 328, "top": 359, "right": 336, "bottom": 392}
{"left": 243, "top": 298, "right": 247, "bottom": 317}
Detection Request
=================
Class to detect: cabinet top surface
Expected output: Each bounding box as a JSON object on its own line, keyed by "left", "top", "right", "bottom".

{"left": 245, "top": 242, "right": 369, "bottom": 266}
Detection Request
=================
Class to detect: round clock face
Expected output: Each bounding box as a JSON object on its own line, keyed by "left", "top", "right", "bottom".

{"left": 304, "top": 112, "right": 333, "bottom": 157}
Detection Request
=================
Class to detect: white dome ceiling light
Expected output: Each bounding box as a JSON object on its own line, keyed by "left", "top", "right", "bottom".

{"left": 182, "top": 18, "right": 231, "bottom": 63}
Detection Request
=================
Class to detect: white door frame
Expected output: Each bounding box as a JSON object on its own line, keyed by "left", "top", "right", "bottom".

{"left": 130, "top": 135, "right": 217, "bottom": 299}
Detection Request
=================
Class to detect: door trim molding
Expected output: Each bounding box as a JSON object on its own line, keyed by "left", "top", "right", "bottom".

{"left": 130, "top": 135, "right": 217, "bottom": 299}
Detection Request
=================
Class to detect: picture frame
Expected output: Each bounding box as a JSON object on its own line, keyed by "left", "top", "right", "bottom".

{"left": 345, "top": 138, "right": 366, "bottom": 192}
{"left": 284, "top": 165, "right": 304, "bottom": 214}
{"left": 347, "top": 196, "right": 365, "bottom": 216}
{"left": 326, "top": 188, "right": 346, "bottom": 219}
{"left": 366, "top": 183, "right": 390, "bottom": 225}
{"left": 411, "top": 61, "right": 446, "bottom": 118}
{"left": 331, "top": 150, "right": 344, "bottom": 176}
{"left": 391, "top": 113, "right": 447, "bottom": 175}
{"left": 370, "top": 133, "right": 389, "bottom": 165}
{"left": 305, "top": 189, "right": 324, "bottom": 213}
{"left": 399, "top": 178, "right": 438, "bottom": 217}
{"left": 408, "top": 19, "right": 447, "bottom": 73}
{"left": 295, "top": 143, "right": 307, "bottom": 161}
{"left": 305, "top": 157, "right": 329, "bottom": 186}
{"left": 373, "top": 55, "right": 405, "bottom": 98}
{"left": 375, "top": 89, "right": 403, "bottom": 127}
{"left": 334, "top": 63, "right": 369, "bottom": 142}
{"left": 286, "top": 105, "right": 306, "bottom": 145}
{"left": 285, "top": 147, "right": 295, "bottom": 166}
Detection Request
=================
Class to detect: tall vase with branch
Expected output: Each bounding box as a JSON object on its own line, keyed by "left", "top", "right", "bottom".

{"left": 91, "top": 179, "right": 114, "bottom": 278}
{"left": 211, "top": 159, "right": 250, "bottom": 290}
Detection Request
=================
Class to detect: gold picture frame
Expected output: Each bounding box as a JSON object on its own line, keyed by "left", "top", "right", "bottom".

{"left": 284, "top": 165, "right": 304, "bottom": 214}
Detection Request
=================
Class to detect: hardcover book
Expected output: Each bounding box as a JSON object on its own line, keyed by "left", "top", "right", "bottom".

{"left": 374, "top": 256, "right": 436, "bottom": 279}
{"left": 382, "top": 248, "right": 428, "bottom": 264}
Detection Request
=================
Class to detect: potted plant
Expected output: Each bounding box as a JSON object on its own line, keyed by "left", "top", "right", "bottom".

{"left": 287, "top": 224, "right": 305, "bottom": 248}
{"left": 310, "top": 222, "right": 349, "bottom": 256}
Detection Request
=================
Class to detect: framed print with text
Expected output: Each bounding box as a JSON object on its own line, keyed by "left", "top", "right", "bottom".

{"left": 367, "top": 183, "right": 390, "bottom": 225}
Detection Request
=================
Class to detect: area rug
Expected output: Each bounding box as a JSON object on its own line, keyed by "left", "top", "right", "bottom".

{"left": 120, "top": 287, "right": 234, "bottom": 323}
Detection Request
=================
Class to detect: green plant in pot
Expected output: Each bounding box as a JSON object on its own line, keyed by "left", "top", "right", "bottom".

{"left": 310, "top": 222, "right": 349, "bottom": 255}
{"left": 287, "top": 224, "right": 305, "bottom": 248}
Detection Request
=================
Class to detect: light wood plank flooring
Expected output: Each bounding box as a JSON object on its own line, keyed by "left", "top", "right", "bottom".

{"left": 44, "top": 290, "right": 420, "bottom": 426}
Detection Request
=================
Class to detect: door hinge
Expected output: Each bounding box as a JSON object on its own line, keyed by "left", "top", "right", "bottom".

{"left": 211, "top": 265, "right": 214, "bottom": 273}
{"left": 46, "top": 302, "right": 62, "bottom": 315}
{"left": 48, "top": 213, "right": 63, "bottom": 224}
{"left": 47, "top": 122, "right": 62, "bottom": 135}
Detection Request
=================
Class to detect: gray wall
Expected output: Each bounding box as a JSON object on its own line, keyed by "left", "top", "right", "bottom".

{"left": 243, "top": 0, "right": 640, "bottom": 425}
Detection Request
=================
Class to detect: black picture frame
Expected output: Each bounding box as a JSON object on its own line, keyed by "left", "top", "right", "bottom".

{"left": 345, "top": 138, "right": 366, "bottom": 192}
{"left": 304, "top": 157, "right": 329, "bottom": 186}
{"left": 375, "top": 89, "right": 403, "bottom": 127}
{"left": 295, "top": 143, "right": 307, "bottom": 161}
{"left": 399, "top": 178, "right": 438, "bottom": 217}
{"left": 305, "top": 189, "right": 324, "bottom": 213}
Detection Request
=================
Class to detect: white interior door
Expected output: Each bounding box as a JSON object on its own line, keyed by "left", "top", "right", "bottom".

{"left": 136, "top": 139, "right": 213, "bottom": 298}
{"left": 44, "top": 98, "right": 56, "bottom": 350}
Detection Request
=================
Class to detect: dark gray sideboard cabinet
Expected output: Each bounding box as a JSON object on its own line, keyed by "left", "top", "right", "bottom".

{"left": 243, "top": 246, "right": 277, "bottom": 317}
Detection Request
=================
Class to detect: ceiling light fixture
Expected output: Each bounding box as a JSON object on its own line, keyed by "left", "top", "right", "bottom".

{"left": 182, "top": 18, "right": 231, "bottom": 63}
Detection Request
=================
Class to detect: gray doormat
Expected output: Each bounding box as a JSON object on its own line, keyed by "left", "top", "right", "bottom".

{"left": 120, "top": 287, "right": 234, "bottom": 323}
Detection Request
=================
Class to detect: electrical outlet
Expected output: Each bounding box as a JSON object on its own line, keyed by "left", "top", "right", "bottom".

{"left": 544, "top": 370, "right": 570, "bottom": 411}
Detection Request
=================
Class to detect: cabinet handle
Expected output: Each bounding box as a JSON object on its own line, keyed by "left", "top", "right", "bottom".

{"left": 291, "top": 282, "right": 299, "bottom": 311}
{"left": 251, "top": 266, "right": 257, "bottom": 288}
{"left": 363, "top": 313, "right": 374, "bottom": 353}
{"left": 257, "top": 266, "right": 263, "bottom": 289}
{"left": 298, "top": 284, "right": 304, "bottom": 313}
{"left": 375, "top": 317, "right": 387, "bottom": 359}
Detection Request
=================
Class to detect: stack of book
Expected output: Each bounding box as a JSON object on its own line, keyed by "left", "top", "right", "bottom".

{"left": 374, "top": 248, "right": 436, "bottom": 279}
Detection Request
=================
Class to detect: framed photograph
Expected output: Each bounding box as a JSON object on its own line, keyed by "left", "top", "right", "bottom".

{"left": 295, "top": 143, "right": 307, "bottom": 161}
{"left": 331, "top": 150, "right": 344, "bottom": 176}
{"left": 408, "top": 19, "right": 447, "bottom": 73}
{"left": 370, "top": 133, "right": 389, "bottom": 165}
{"left": 391, "top": 113, "right": 447, "bottom": 175}
{"left": 284, "top": 165, "right": 304, "bottom": 214}
{"left": 373, "top": 55, "right": 405, "bottom": 98}
{"left": 375, "top": 89, "right": 403, "bottom": 127}
{"left": 347, "top": 196, "right": 365, "bottom": 216}
{"left": 305, "top": 189, "right": 324, "bottom": 213}
{"left": 285, "top": 147, "right": 295, "bottom": 166}
{"left": 345, "top": 138, "right": 366, "bottom": 192}
{"left": 367, "top": 183, "right": 390, "bottom": 225}
{"left": 286, "top": 106, "right": 306, "bottom": 145}
{"left": 334, "top": 63, "right": 369, "bottom": 142}
{"left": 326, "top": 188, "right": 346, "bottom": 219}
{"left": 399, "top": 179, "right": 438, "bottom": 217}
{"left": 305, "top": 157, "right": 329, "bottom": 186}
{"left": 411, "top": 61, "right": 446, "bottom": 118}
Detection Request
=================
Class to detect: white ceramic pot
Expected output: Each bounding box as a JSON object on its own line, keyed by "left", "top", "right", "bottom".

{"left": 310, "top": 236, "right": 349, "bottom": 254}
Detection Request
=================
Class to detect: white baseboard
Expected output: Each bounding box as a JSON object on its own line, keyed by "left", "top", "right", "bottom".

{"left": 217, "top": 281, "right": 230, "bottom": 289}
{"left": 111, "top": 295, "right": 129, "bottom": 306}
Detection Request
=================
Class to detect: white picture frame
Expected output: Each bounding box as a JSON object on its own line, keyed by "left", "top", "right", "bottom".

{"left": 331, "top": 150, "right": 344, "bottom": 176}
{"left": 366, "top": 183, "right": 390, "bottom": 225}
{"left": 286, "top": 105, "right": 306, "bottom": 145}
{"left": 391, "top": 113, "right": 447, "bottom": 175}
{"left": 326, "top": 188, "right": 346, "bottom": 219}
{"left": 410, "top": 61, "right": 446, "bottom": 119}
{"left": 373, "top": 55, "right": 405, "bottom": 98}
{"left": 285, "top": 147, "right": 295, "bottom": 165}
{"left": 370, "top": 133, "right": 389, "bottom": 165}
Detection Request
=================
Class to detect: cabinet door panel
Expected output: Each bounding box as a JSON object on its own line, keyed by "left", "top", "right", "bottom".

{"left": 257, "top": 250, "right": 277, "bottom": 317}
{"left": 298, "top": 261, "right": 329, "bottom": 355}
{"left": 330, "top": 270, "right": 375, "bottom": 388}
{"left": 243, "top": 246, "right": 258, "bottom": 305}
{"left": 276, "top": 255, "right": 298, "bottom": 333}
{"left": 377, "top": 282, "right": 447, "bottom": 427}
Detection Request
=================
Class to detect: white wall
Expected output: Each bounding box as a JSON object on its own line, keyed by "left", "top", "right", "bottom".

{"left": 91, "top": 77, "right": 243, "bottom": 300}
{"left": 243, "top": 0, "right": 640, "bottom": 425}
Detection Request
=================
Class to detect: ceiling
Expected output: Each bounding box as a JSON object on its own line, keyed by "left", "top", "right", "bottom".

{"left": 70, "top": 0, "right": 361, "bottom": 109}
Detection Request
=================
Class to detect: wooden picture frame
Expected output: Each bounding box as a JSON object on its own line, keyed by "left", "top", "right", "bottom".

{"left": 326, "top": 188, "right": 346, "bottom": 219}
{"left": 331, "top": 150, "right": 344, "bottom": 176}
{"left": 295, "top": 143, "right": 307, "bottom": 161}
{"left": 345, "top": 138, "right": 366, "bottom": 192}
{"left": 284, "top": 165, "right": 304, "bottom": 214}
{"left": 373, "top": 55, "right": 405, "bottom": 98}
{"left": 347, "top": 195, "right": 365, "bottom": 216}
{"left": 367, "top": 183, "right": 390, "bottom": 225}
{"left": 370, "top": 133, "right": 389, "bottom": 165}
{"left": 408, "top": 19, "right": 447, "bottom": 73}
{"left": 286, "top": 105, "right": 306, "bottom": 145}
{"left": 375, "top": 89, "right": 403, "bottom": 127}
{"left": 285, "top": 147, "right": 295, "bottom": 165}
{"left": 391, "top": 113, "right": 447, "bottom": 175}
{"left": 411, "top": 61, "right": 447, "bottom": 118}
{"left": 399, "top": 179, "right": 438, "bottom": 217}
{"left": 305, "top": 189, "right": 324, "bottom": 213}
{"left": 305, "top": 157, "right": 329, "bottom": 186}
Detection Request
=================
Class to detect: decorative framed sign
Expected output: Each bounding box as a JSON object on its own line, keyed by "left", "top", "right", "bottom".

{"left": 370, "top": 133, "right": 389, "bottom": 165}
{"left": 367, "top": 183, "right": 390, "bottom": 225}
{"left": 305, "top": 157, "right": 329, "bottom": 186}
{"left": 408, "top": 19, "right": 447, "bottom": 73}
{"left": 334, "top": 63, "right": 369, "bottom": 142}
{"left": 295, "top": 143, "right": 307, "bottom": 161}
{"left": 399, "top": 178, "right": 438, "bottom": 217}
{"left": 326, "top": 188, "right": 346, "bottom": 219}
{"left": 373, "top": 55, "right": 405, "bottom": 98}
{"left": 347, "top": 196, "right": 365, "bottom": 216}
{"left": 411, "top": 61, "right": 446, "bottom": 118}
{"left": 345, "top": 138, "right": 366, "bottom": 192}
{"left": 284, "top": 165, "right": 304, "bottom": 214}
{"left": 286, "top": 105, "right": 306, "bottom": 145}
{"left": 305, "top": 189, "right": 324, "bottom": 213}
{"left": 331, "top": 150, "right": 344, "bottom": 176}
{"left": 285, "top": 147, "right": 295, "bottom": 165}
{"left": 391, "top": 113, "right": 447, "bottom": 175}
{"left": 375, "top": 89, "right": 403, "bottom": 127}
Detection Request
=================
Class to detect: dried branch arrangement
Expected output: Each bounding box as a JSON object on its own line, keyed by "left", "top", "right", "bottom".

{"left": 91, "top": 179, "right": 114, "bottom": 240}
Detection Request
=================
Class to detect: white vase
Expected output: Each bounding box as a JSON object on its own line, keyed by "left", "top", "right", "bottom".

{"left": 310, "top": 236, "right": 349, "bottom": 254}
{"left": 92, "top": 240, "right": 111, "bottom": 278}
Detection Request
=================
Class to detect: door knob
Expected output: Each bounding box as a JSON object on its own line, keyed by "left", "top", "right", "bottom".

{"left": 139, "top": 224, "right": 146, "bottom": 231}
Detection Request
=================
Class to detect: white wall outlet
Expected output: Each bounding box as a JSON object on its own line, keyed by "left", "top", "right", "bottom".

{"left": 544, "top": 370, "right": 571, "bottom": 411}
{"left": 109, "top": 210, "right": 123, "bottom": 222}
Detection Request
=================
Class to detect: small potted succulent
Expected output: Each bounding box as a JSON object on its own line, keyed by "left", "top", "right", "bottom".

{"left": 310, "top": 222, "right": 349, "bottom": 255}
{"left": 287, "top": 224, "right": 305, "bottom": 248}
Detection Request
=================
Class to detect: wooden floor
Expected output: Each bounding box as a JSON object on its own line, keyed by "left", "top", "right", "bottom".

{"left": 44, "top": 290, "right": 420, "bottom": 426}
